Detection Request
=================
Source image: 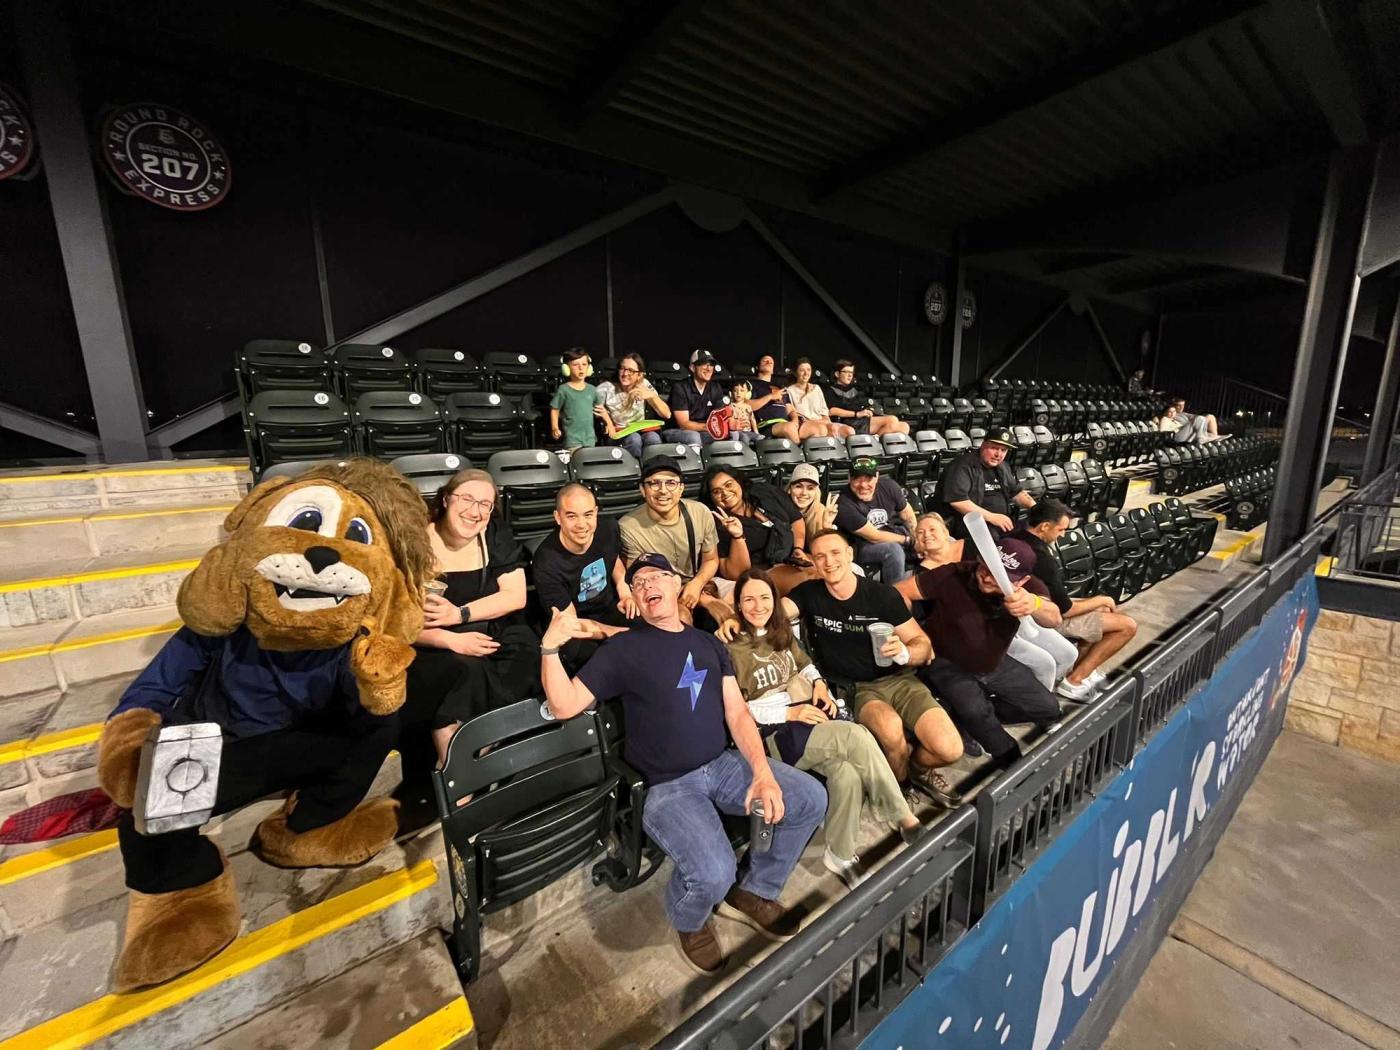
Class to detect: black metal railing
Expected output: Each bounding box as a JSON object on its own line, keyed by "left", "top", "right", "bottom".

{"left": 657, "top": 807, "right": 977, "bottom": 1050}
{"left": 1331, "top": 464, "right": 1400, "bottom": 583}
{"left": 1131, "top": 617, "right": 1218, "bottom": 744}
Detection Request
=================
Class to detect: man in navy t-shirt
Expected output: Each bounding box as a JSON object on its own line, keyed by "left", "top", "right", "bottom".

{"left": 540, "top": 553, "right": 825, "bottom": 976}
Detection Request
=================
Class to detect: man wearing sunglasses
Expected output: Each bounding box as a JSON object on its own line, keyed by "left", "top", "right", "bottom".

{"left": 834, "top": 458, "right": 918, "bottom": 582}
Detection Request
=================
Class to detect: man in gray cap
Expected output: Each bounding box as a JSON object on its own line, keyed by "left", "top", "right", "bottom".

{"left": 935, "top": 425, "right": 1035, "bottom": 537}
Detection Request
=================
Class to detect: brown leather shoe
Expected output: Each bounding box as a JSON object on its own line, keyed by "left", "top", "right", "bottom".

{"left": 677, "top": 919, "right": 727, "bottom": 975}
{"left": 716, "top": 886, "right": 801, "bottom": 941}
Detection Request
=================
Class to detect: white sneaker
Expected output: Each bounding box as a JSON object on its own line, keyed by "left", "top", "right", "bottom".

{"left": 1085, "top": 670, "right": 1108, "bottom": 690}
{"left": 1057, "top": 677, "right": 1096, "bottom": 701}
{"left": 822, "top": 847, "right": 867, "bottom": 889}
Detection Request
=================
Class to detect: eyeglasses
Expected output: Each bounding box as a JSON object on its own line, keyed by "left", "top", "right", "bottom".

{"left": 643, "top": 479, "right": 682, "bottom": 491}
{"left": 618, "top": 366, "right": 642, "bottom": 374}
{"left": 447, "top": 494, "right": 495, "bottom": 514}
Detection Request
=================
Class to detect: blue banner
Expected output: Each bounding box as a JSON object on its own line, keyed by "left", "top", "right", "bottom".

{"left": 865, "top": 574, "right": 1319, "bottom": 1050}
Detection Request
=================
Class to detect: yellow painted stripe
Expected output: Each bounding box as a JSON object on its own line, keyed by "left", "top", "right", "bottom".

{"left": 0, "top": 859, "right": 438, "bottom": 1050}
{"left": 1315, "top": 556, "right": 1335, "bottom": 577}
{"left": 0, "top": 505, "right": 232, "bottom": 530}
{"left": 376, "top": 998, "right": 475, "bottom": 1050}
{"left": 0, "top": 723, "right": 104, "bottom": 766}
{"left": 0, "top": 559, "right": 198, "bottom": 595}
{"left": 0, "top": 830, "right": 119, "bottom": 887}
{"left": 0, "top": 620, "right": 182, "bottom": 666}
{"left": 0, "top": 465, "right": 245, "bottom": 485}
{"left": 1208, "top": 533, "right": 1260, "bottom": 560}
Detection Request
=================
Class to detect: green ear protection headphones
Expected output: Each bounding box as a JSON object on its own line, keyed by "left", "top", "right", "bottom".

{"left": 561, "top": 357, "right": 595, "bottom": 378}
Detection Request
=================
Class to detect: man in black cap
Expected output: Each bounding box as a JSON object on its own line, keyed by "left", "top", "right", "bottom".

{"left": 935, "top": 426, "right": 1035, "bottom": 537}
{"left": 834, "top": 457, "right": 918, "bottom": 582}
{"left": 664, "top": 348, "right": 753, "bottom": 447}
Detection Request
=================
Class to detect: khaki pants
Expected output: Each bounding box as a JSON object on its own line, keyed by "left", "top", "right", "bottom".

{"left": 785, "top": 720, "right": 913, "bottom": 860}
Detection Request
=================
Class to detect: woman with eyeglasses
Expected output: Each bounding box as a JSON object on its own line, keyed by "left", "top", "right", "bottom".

{"left": 595, "top": 353, "right": 671, "bottom": 459}
{"left": 405, "top": 468, "right": 540, "bottom": 765}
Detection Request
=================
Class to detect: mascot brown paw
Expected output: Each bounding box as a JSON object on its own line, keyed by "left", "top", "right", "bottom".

{"left": 98, "top": 708, "right": 163, "bottom": 810}
{"left": 250, "top": 796, "right": 400, "bottom": 869}
{"left": 113, "top": 856, "right": 240, "bottom": 992}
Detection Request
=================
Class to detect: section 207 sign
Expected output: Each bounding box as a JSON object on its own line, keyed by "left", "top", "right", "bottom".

{"left": 99, "top": 102, "right": 231, "bottom": 211}
{"left": 864, "top": 572, "right": 1317, "bottom": 1050}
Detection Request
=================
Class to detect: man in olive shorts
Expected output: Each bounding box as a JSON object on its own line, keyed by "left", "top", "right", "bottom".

{"left": 785, "top": 530, "right": 963, "bottom": 807}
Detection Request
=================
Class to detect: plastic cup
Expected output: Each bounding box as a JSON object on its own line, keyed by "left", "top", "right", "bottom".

{"left": 424, "top": 580, "right": 448, "bottom": 602}
{"left": 868, "top": 621, "right": 895, "bottom": 667}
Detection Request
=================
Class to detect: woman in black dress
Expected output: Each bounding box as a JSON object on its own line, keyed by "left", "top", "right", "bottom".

{"left": 407, "top": 467, "right": 540, "bottom": 763}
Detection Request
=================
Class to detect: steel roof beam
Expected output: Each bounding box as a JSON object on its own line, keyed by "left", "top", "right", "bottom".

{"left": 1259, "top": 0, "right": 1369, "bottom": 147}
{"left": 566, "top": 0, "right": 705, "bottom": 125}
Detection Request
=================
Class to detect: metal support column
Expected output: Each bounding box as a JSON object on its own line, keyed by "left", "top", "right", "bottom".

{"left": 1264, "top": 145, "right": 1377, "bottom": 562}
{"left": 16, "top": 2, "right": 150, "bottom": 463}
{"left": 949, "top": 234, "right": 968, "bottom": 388}
{"left": 1361, "top": 285, "right": 1400, "bottom": 484}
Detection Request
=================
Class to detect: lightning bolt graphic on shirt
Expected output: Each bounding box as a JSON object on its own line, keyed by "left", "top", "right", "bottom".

{"left": 677, "top": 653, "right": 708, "bottom": 712}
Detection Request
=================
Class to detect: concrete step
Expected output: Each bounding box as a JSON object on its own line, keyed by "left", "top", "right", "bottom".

{"left": 0, "top": 460, "right": 249, "bottom": 521}
{"left": 0, "top": 824, "right": 448, "bottom": 1049}
{"left": 0, "top": 502, "right": 230, "bottom": 569}
{"left": 0, "top": 604, "right": 180, "bottom": 698}
{"left": 0, "top": 547, "right": 207, "bottom": 630}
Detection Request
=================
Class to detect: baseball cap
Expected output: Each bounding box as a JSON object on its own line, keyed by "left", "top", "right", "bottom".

{"left": 626, "top": 552, "right": 678, "bottom": 584}
{"left": 689, "top": 348, "right": 718, "bottom": 367}
{"left": 989, "top": 537, "right": 1037, "bottom": 582}
{"left": 982, "top": 426, "right": 1016, "bottom": 449}
{"left": 788, "top": 463, "right": 821, "bottom": 486}
{"left": 641, "top": 459, "right": 683, "bottom": 482}
{"left": 851, "top": 457, "right": 881, "bottom": 478}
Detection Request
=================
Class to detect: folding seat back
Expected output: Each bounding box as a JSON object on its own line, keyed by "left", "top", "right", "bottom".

{"left": 648, "top": 360, "right": 687, "bottom": 399}
{"left": 948, "top": 397, "right": 973, "bottom": 431}
{"left": 1062, "top": 460, "right": 1091, "bottom": 518}
{"left": 259, "top": 457, "right": 349, "bottom": 483}
{"left": 482, "top": 351, "right": 547, "bottom": 403}
{"left": 1054, "top": 528, "right": 1097, "bottom": 599}
{"left": 943, "top": 428, "right": 972, "bottom": 455}
{"left": 390, "top": 452, "right": 471, "bottom": 503}
{"left": 333, "top": 343, "right": 413, "bottom": 401}
{"left": 244, "top": 389, "right": 353, "bottom": 475}
{"left": 237, "top": 339, "right": 330, "bottom": 399}
{"left": 880, "top": 395, "right": 911, "bottom": 422}
{"left": 1031, "top": 424, "right": 1055, "bottom": 465}
{"left": 1015, "top": 466, "right": 1047, "bottom": 502}
{"left": 969, "top": 397, "right": 993, "bottom": 429}
{"left": 755, "top": 436, "right": 805, "bottom": 485}
{"left": 904, "top": 396, "right": 932, "bottom": 430}
{"left": 1040, "top": 462, "right": 1070, "bottom": 502}
{"left": 1108, "top": 513, "right": 1149, "bottom": 598}
{"left": 927, "top": 397, "right": 953, "bottom": 431}
{"left": 968, "top": 426, "right": 987, "bottom": 449}
{"left": 488, "top": 449, "right": 569, "bottom": 542}
{"left": 642, "top": 441, "right": 705, "bottom": 499}
{"left": 1043, "top": 399, "right": 1064, "bottom": 431}
{"left": 1128, "top": 507, "right": 1174, "bottom": 583}
{"left": 434, "top": 701, "right": 634, "bottom": 981}
{"left": 570, "top": 446, "right": 642, "bottom": 517}
{"left": 916, "top": 429, "right": 948, "bottom": 456}
{"left": 1150, "top": 500, "right": 1193, "bottom": 570}
{"left": 701, "top": 439, "right": 763, "bottom": 482}
{"left": 872, "top": 372, "right": 900, "bottom": 399}
{"left": 1012, "top": 425, "right": 1037, "bottom": 467}
{"left": 352, "top": 391, "right": 446, "bottom": 458}
{"left": 414, "top": 348, "right": 485, "bottom": 402}
{"left": 801, "top": 436, "right": 850, "bottom": 491}
{"left": 880, "top": 432, "right": 921, "bottom": 485}
{"left": 1083, "top": 521, "right": 1126, "bottom": 602}
{"left": 895, "top": 374, "right": 921, "bottom": 399}
{"left": 1029, "top": 398, "right": 1050, "bottom": 427}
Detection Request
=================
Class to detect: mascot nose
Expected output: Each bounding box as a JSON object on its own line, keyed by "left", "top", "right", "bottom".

{"left": 304, "top": 546, "right": 341, "bottom": 575}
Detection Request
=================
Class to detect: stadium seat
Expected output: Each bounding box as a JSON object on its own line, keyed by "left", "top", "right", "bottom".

{"left": 390, "top": 452, "right": 471, "bottom": 503}
{"left": 1054, "top": 528, "right": 1097, "bottom": 599}
{"left": 1107, "top": 513, "right": 1149, "bottom": 598}
{"left": 414, "top": 348, "right": 485, "bottom": 402}
{"left": 352, "top": 391, "right": 446, "bottom": 458}
{"left": 915, "top": 429, "right": 948, "bottom": 465}
{"left": 701, "top": 439, "right": 763, "bottom": 481}
{"left": 801, "top": 435, "right": 850, "bottom": 491}
{"left": 1015, "top": 466, "right": 1047, "bottom": 502}
{"left": 1149, "top": 501, "right": 1195, "bottom": 571}
{"left": 569, "top": 446, "right": 641, "bottom": 517}
{"left": 333, "top": 344, "right": 413, "bottom": 400}
{"left": 236, "top": 339, "right": 329, "bottom": 400}
{"left": 483, "top": 351, "right": 547, "bottom": 410}
{"left": 433, "top": 700, "right": 641, "bottom": 982}
{"left": 488, "top": 449, "right": 569, "bottom": 541}
{"left": 943, "top": 429, "right": 972, "bottom": 463}
{"left": 927, "top": 397, "right": 953, "bottom": 431}
{"left": 1040, "top": 462, "right": 1070, "bottom": 503}
{"left": 1031, "top": 424, "right": 1055, "bottom": 466}
{"left": 445, "top": 391, "right": 529, "bottom": 460}
{"left": 968, "top": 426, "right": 987, "bottom": 449}
{"left": 1082, "top": 521, "right": 1127, "bottom": 602}
{"left": 904, "top": 396, "right": 932, "bottom": 430}
{"left": 648, "top": 360, "right": 686, "bottom": 399}
{"left": 1062, "top": 460, "right": 1092, "bottom": 519}
{"left": 880, "top": 432, "right": 925, "bottom": 488}
{"left": 949, "top": 397, "right": 973, "bottom": 431}
{"left": 1129, "top": 507, "right": 1175, "bottom": 583}
{"left": 756, "top": 436, "right": 805, "bottom": 485}
{"left": 1080, "top": 458, "right": 1111, "bottom": 520}
{"left": 1164, "top": 496, "right": 1217, "bottom": 561}
{"left": 243, "top": 389, "right": 353, "bottom": 476}
{"left": 642, "top": 441, "right": 705, "bottom": 499}
{"left": 259, "top": 457, "right": 347, "bottom": 482}
{"left": 1011, "top": 425, "right": 1037, "bottom": 467}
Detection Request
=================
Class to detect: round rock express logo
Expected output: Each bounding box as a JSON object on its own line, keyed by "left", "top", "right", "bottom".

{"left": 0, "top": 83, "right": 35, "bottom": 181}
{"left": 99, "top": 103, "right": 231, "bottom": 211}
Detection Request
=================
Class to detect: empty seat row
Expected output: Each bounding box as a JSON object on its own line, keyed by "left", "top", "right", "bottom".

{"left": 1052, "top": 500, "right": 1218, "bottom": 604}
{"left": 1223, "top": 466, "right": 1277, "bottom": 530}
{"left": 1153, "top": 436, "right": 1279, "bottom": 496}
{"left": 1014, "top": 460, "right": 1125, "bottom": 522}
{"left": 1084, "top": 420, "right": 1175, "bottom": 467}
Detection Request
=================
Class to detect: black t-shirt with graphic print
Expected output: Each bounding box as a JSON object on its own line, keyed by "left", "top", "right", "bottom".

{"left": 834, "top": 475, "right": 909, "bottom": 554}
{"left": 935, "top": 450, "right": 1021, "bottom": 534}
{"left": 788, "top": 575, "right": 912, "bottom": 684}
{"left": 531, "top": 517, "right": 622, "bottom": 619}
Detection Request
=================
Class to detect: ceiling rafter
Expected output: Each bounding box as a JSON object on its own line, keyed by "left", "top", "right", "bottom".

{"left": 565, "top": 0, "right": 705, "bottom": 125}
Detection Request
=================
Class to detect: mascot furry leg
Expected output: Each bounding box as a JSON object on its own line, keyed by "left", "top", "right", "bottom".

{"left": 97, "top": 460, "right": 431, "bottom": 991}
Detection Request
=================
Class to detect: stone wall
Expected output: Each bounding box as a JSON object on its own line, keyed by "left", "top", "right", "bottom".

{"left": 1285, "top": 610, "right": 1400, "bottom": 762}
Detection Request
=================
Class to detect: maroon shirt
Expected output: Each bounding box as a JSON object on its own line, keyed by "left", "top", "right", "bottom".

{"left": 915, "top": 562, "right": 1051, "bottom": 674}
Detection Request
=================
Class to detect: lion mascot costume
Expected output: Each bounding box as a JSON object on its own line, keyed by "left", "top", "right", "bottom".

{"left": 96, "top": 459, "right": 433, "bottom": 990}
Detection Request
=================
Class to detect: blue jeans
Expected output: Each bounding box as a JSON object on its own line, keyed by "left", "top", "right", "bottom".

{"left": 658, "top": 429, "right": 759, "bottom": 448}
{"left": 641, "top": 749, "right": 826, "bottom": 933}
{"left": 612, "top": 431, "right": 661, "bottom": 459}
{"left": 857, "top": 540, "right": 908, "bottom": 582}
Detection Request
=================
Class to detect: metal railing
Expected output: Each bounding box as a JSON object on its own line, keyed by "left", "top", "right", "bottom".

{"left": 1175, "top": 375, "right": 1371, "bottom": 435}
{"left": 655, "top": 522, "right": 1330, "bottom": 1050}
{"left": 1331, "top": 465, "right": 1400, "bottom": 583}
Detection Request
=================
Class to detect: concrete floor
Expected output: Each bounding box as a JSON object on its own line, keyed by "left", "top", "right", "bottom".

{"left": 1106, "top": 730, "right": 1400, "bottom": 1050}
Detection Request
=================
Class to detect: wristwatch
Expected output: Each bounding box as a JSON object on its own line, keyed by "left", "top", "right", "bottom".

{"left": 540, "top": 646, "right": 561, "bottom": 657}
{"left": 457, "top": 604, "right": 473, "bottom": 626}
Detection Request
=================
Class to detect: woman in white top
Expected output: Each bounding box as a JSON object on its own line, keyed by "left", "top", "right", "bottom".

{"left": 594, "top": 353, "right": 672, "bottom": 459}
{"left": 784, "top": 359, "right": 853, "bottom": 439}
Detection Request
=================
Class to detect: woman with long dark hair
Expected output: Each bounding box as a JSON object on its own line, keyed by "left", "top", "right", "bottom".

{"left": 594, "top": 353, "right": 671, "bottom": 458}
{"left": 726, "top": 569, "right": 922, "bottom": 888}
{"left": 700, "top": 465, "right": 818, "bottom": 594}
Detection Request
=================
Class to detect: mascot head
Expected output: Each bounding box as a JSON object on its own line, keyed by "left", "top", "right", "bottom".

{"left": 178, "top": 459, "right": 432, "bottom": 659}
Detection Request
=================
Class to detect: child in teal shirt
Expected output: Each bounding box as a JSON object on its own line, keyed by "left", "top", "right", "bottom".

{"left": 550, "top": 346, "right": 602, "bottom": 450}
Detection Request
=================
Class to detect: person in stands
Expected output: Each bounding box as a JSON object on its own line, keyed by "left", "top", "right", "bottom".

{"left": 785, "top": 359, "right": 851, "bottom": 439}
{"left": 935, "top": 426, "right": 1035, "bottom": 538}
{"left": 1013, "top": 499, "right": 1139, "bottom": 701}
{"left": 539, "top": 554, "right": 826, "bottom": 975}
{"left": 407, "top": 469, "right": 540, "bottom": 763}
{"left": 549, "top": 347, "right": 602, "bottom": 452}
{"left": 748, "top": 354, "right": 802, "bottom": 442}
{"left": 726, "top": 569, "right": 923, "bottom": 888}
{"left": 531, "top": 484, "right": 636, "bottom": 672}
{"left": 725, "top": 378, "right": 762, "bottom": 441}
{"left": 906, "top": 537, "right": 1063, "bottom": 768}
{"left": 665, "top": 348, "right": 751, "bottom": 447}
{"left": 619, "top": 460, "right": 734, "bottom": 626}
{"left": 786, "top": 463, "right": 839, "bottom": 556}
{"left": 783, "top": 529, "right": 964, "bottom": 807}
{"left": 1167, "top": 397, "right": 1220, "bottom": 443}
{"left": 825, "top": 360, "right": 909, "bottom": 436}
{"left": 594, "top": 353, "right": 671, "bottom": 459}
{"left": 835, "top": 458, "right": 917, "bottom": 582}
{"left": 701, "top": 465, "right": 816, "bottom": 593}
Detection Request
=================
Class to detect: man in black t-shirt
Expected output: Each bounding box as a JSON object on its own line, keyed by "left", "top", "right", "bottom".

{"left": 664, "top": 348, "right": 755, "bottom": 447}
{"left": 532, "top": 484, "right": 636, "bottom": 671}
{"left": 826, "top": 360, "right": 909, "bottom": 437}
{"left": 749, "top": 354, "right": 801, "bottom": 442}
{"left": 834, "top": 459, "right": 918, "bottom": 582}
{"left": 540, "top": 553, "right": 825, "bottom": 975}
{"left": 786, "top": 529, "right": 962, "bottom": 807}
{"left": 935, "top": 426, "right": 1034, "bottom": 537}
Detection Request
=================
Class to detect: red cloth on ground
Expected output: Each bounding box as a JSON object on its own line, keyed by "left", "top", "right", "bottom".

{"left": 0, "top": 788, "right": 122, "bottom": 843}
